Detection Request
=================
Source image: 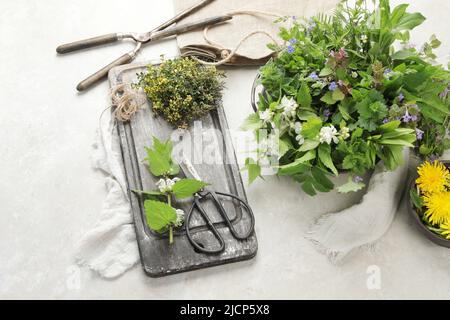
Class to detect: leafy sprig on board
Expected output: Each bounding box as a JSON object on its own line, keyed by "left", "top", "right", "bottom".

{"left": 133, "top": 137, "right": 208, "bottom": 244}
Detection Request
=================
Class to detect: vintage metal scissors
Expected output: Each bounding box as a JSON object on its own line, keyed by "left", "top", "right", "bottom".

{"left": 181, "top": 158, "right": 255, "bottom": 254}
{"left": 56, "top": 0, "right": 230, "bottom": 92}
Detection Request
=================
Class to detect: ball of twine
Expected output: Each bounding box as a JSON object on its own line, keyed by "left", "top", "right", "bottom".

{"left": 110, "top": 83, "right": 146, "bottom": 122}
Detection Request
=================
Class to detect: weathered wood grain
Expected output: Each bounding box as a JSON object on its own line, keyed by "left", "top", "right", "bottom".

{"left": 108, "top": 62, "right": 258, "bottom": 278}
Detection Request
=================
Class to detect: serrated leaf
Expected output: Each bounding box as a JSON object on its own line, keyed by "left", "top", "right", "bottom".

{"left": 319, "top": 67, "right": 333, "bottom": 77}
{"left": 145, "top": 148, "right": 172, "bottom": 177}
{"left": 410, "top": 188, "right": 423, "bottom": 209}
{"left": 297, "top": 82, "right": 312, "bottom": 108}
{"left": 278, "top": 160, "right": 310, "bottom": 176}
{"left": 144, "top": 200, "right": 177, "bottom": 233}
{"left": 321, "top": 92, "right": 336, "bottom": 105}
{"left": 301, "top": 179, "right": 317, "bottom": 196}
{"left": 172, "top": 179, "right": 209, "bottom": 199}
{"left": 318, "top": 143, "right": 338, "bottom": 176}
{"left": 241, "top": 113, "right": 263, "bottom": 131}
{"left": 302, "top": 117, "right": 323, "bottom": 139}
{"left": 332, "top": 89, "right": 345, "bottom": 101}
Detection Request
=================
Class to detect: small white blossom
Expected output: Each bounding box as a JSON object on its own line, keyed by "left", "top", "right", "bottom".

{"left": 174, "top": 209, "right": 185, "bottom": 227}
{"left": 319, "top": 125, "right": 339, "bottom": 145}
{"left": 293, "top": 122, "right": 305, "bottom": 144}
{"left": 361, "top": 34, "right": 368, "bottom": 43}
{"left": 156, "top": 178, "right": 180, "bottom": 193}
{"left": 259, "top": 109, "right": 273, "bottom": 123}
{"left": 339, "top": 126, "right": 350, "bottom": 140}
{"left": 278, "top": 96, "right": 298, "bottom": 118}
{"left": 351, "top": 71, "right": 358, "bottom": 78}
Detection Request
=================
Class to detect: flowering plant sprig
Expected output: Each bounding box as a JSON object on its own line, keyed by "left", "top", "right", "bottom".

{"left": 410, "top": 161, "right": 450, "bottom": 240}
{"left": 133, "top": 137, "right": 208, "bottom": 244}
{"left": 242, "top": 0, "right": 450, "bottom": 195}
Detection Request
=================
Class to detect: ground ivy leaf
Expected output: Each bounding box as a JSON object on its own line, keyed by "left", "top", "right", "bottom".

{"left": 144, "top": 200, "right": 177, "bottom": 233}
{"left": 318, "top": 143, "right": 338, "bottom": 176}
{"left": 172, "top": 179, "right": 208, "bottom": 199}
{"left": 332, "top": 88, "right": 345, "bottom": 101}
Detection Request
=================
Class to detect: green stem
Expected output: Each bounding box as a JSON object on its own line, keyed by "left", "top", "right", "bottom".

{"left": 169, "top": 226, "right": 174, "bottom": 245}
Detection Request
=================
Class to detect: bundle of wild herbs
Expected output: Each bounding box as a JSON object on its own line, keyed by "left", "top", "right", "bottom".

{"left": 242, "top": 0, "right": 450, "bottom": 195}
{"left": 136, "top": 57, "right": 225, "bottom": 128}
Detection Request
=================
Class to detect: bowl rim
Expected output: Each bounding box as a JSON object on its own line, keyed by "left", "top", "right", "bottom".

{"left": 409, "top": 160, "right": 450, "bottom": 248}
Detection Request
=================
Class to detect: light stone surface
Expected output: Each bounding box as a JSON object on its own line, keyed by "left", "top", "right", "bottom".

{"left": 0, "top": 0, "right": 449, "bottom": 300}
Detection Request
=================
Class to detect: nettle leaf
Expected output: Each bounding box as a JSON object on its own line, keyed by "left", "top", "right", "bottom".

{"left": 321, "top": 92, "right": 337, "bottom": 105}
{"left": 311, "top": 167, "right": 334, "bottom": 191}
{"left": 246, "top": 160, "right": 262, "bottom": 185}
{"left": 337, "top": 177, "right": 365, "bottom": 193}
{"left": 297, "top": 82, "right": 312, "bottom": 108}
{"left": 145, "top": 148, "right": 172, "bottom": 177}
{"left": 241, "top": 113, "right": 263, "bottom": 131}
{"left": 297, "top": 149, "right": 316, "bottom": 163}
{"left": 318, "top": 143, "right": 338, "bottom": 176}
{"left": 301, "top": 177, "right": 317, "bottom": 196}
{"left": 278, "top": 160, "right": 310, "bottom": 176}
{"left": 172, "top": 179, "right": 208, "bottom": 199}
{"left": 144, "top": 200, "right": 177, "bottom": 233}
{"left": 332, "top": 89, "right": 345, "bottom": 101}
{"left": 302, "top": 117, "right": 323, "bottom": 139}
{"left": 319, "top": 67, "right": 333, "bottom": 77}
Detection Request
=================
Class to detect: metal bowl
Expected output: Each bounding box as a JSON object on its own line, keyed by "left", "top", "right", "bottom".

{"left": 409, "top": 160, "right": 450, "bottom": 248}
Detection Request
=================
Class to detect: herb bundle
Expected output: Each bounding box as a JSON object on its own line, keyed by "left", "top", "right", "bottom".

{"left": 135, "top": 57, "right": 225, "bottom": 128}
{"left": 242, "top": 0, "right": 450, "bottom": 195}
{"left": 134, "top": 137, "right": 208, "bottom": 244}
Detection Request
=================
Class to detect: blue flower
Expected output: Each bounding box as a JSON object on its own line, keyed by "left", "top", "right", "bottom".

{"left": 287, "top": 45, "right": 295, "bottom": 54}
{"left": 415, "top": 128, "right": 424, "bottom": 141}
{"left": 328, "top": 82, "right": 338, "bottom": 91}
{"left": 323, "top": 108, "right": 332, "bottom": 118}
{"left": 289, "top": 39, "right": 297, "bottom": 45}
{"left": 353, "top": 176, "right": 364, "bottom": 183}
{"left": 309, "top": 72, "right": 319, "bottom": 81}
{"left": 398, "top": 93, "right": 405, "bottom": 102}
{"left": 382, "top": 118, "right": 390, "bottom": 124}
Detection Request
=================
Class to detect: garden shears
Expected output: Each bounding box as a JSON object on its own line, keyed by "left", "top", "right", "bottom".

{"left": 56, "top": 0, "right": 231, "bottom": 92}
{"left": 180, "top": 158, "right": 255, "bottom": 255}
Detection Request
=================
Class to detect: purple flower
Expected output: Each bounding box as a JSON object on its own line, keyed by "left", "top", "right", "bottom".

{"left": 309, "top": 72, "right": 319, "bottom": 81}
{"left": 337, "top": 80, "right": 344, "bottom": 87}
{"left": 289, "top": 39, "right": 297, "bottom": 45}
{"left": 287, "top": 45, "right": 295, "bottom": 54}
{"left": 384, "top": 68, "right": 392, "bottom": 75}
{"left": 398, "top": 93, "right": 405, "bottom": 102}
{"left": 410, "top": 115, "right": 418, "bottom": 122}
{"left": 353, "top": 176, "right": 364, "bottom": 183}
{"left": 323, "top": 109, "right": 332, "bottom": 118}
{"left": 292, "top": 16, "right": 297, "bottom": 20}
{"left": 383, "top": 118, "right": 390, "bottom": 124}
{"left": 402, "top": 110, "right": 415, "bottom": 123}
{"left": 328, "top": 82, "right": 338, "bottom": 91}
{"left": 439, "top": 85, "right": 450, "bottom": 99}
{"left": 415, "top": 128, "right": 424, "bottom": 141}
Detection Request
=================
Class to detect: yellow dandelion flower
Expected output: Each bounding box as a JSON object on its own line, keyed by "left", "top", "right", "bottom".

{"left": 441, "top": 221, "right": 450, "bottom": 239}
{"left": 416, "top": 161, "right": 450, "bottom": 194}
{"left": 423, "top": 191, "right": 450, "bottom": 225}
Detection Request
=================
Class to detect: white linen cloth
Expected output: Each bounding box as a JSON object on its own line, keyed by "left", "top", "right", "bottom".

{"left": 306, "top": 150, "right": 410, "bottom": 264}
{"left": 75, "top": 112, "right": 139, "bottom": 279}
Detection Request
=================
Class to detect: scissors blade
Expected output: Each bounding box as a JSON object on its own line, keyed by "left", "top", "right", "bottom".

{"left": 180, "top": 157, "right": 203, "bottom": 182}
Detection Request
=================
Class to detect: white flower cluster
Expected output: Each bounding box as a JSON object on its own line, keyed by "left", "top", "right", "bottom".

{"left": 319, "top": 125, "right": 350, "bottom": 144}
{"left": 292, "top": 122, "right": 305, "bottom": 144}
{"left": 156, "top": 178, "right": 180, "bottom": 193}
{"left": 278, "top": 96, "right": 298, "bottom": 118}
{"left": 174, "top": 209, "right": 185, "bottom": 227}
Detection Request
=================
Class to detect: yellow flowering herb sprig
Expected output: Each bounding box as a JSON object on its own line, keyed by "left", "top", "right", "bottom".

{"left": 135, "top": 57, "right": 225, "bottom": 129}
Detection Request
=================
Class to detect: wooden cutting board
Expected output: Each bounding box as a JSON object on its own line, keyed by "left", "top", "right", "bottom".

{"left": 108, "top": 62, "right": 258, "bottom": 278}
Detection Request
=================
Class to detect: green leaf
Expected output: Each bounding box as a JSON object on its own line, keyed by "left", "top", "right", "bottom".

{"left": 241, "top": 113, "right": 263, "bottom": 131}
{"left": 378, "top": 120, "right": 401, "bottom": 132}
{"left": 172, "top": 179, "right": 209, "bottom": 199}
{"left": 332, "top": 89, "right": 345, "bottom": 101}
{"left": 278, "top": 161, "right": 310, "bottom": 176}
{"left": 337, "top": 178, "right": 365, "bottom": 193}
{"left": 378, "top": 138, "right": 415, "bottom": 147}
{"left": 145, "top": 148, "right": 172, "bottom": 177}
{"left": 391, "top": 50, "right": 416, "bottom": 60}
{"left": 319, "top": 67, "right": 333, "bottom": 77}
{"left": 320, "top": 92, "right": 336, "bottom": 105}
{"left": 247, "top": 163, "right": 262, "bottom": 184}
{"left": 311, "top": 167, "right": 334, "bottom": 191}
{"left": 297, "top": 82, "right": 312, "bottom": 108}
{"left": 301, "top": 179, "right": 317, "bottom": 196}
{"left": 393, "top": 12, "right": 426, "bottom": 32}
{"left": 297, "top": 150, "right": 316, "bottom": 163}
{"left": 410, "top": 188, "right": 423, "bottom": 209}
{"left": 298, "top": 139, "right": 320, "bottom": 152}
{"left": 318, "top": 143, "right": 338, "bottom": 176}
{"left": 144, "top": 200, "right": 177, "bottom": 233}
{"left": 302, "top": 117, "right": 323, "bottom": 139}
